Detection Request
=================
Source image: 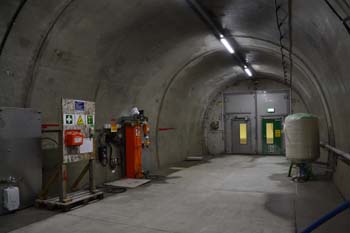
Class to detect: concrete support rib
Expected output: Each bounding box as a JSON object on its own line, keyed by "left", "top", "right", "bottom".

{"left": 154, "top": 49, "right": 221, "bottom": 168}
{"left": 24, "top": 0, "right": 77, "bottom": 108}
{"left": 0, "top": 0, "right": 27, "bottom": 56}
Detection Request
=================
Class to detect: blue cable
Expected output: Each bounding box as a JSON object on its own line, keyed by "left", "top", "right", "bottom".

{"left": 300, "top": 201, "right": 350, "bottom": 233}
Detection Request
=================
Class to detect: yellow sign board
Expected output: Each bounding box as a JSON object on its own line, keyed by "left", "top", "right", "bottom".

{"left": 275, "top": 130, "right": 281, "bottom": 138}
{"left": 239, "top": 123, "right": 247, "bottom": 145}
{"left": 266, "top": 123, "right": 274, "bottom": 144}
{"left": 76, "top": 115, "right": 85, "bottom": 126}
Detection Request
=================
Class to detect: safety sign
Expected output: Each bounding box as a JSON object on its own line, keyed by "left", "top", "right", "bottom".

{"left": 64, "top": 114, "right": 74, "bottom": 125}
{"left": 75, "top": 101, "right": 85, "bottom": 111}
{"left": 87, "top": 115, "right": 94, "bottom": 125}
{"left": 275, "top": 130, "right": 281, "bottom": 138}
{"left": 76, "top": 115, "right": 86, "bottom": 126}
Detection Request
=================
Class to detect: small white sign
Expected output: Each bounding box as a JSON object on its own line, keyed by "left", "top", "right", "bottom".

{"left": 267, "top": 108, "right": 275, "bottom": 113}
{"left": 80, "top": 138, "right": 93, "bottom": 153}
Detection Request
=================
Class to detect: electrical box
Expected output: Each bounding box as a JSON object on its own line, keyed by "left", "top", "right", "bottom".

{"left": 0, "top": 108, "right": 42, "bottom": 215}
{"left": 3, "top": 187, "right": 20, "bottom": 212}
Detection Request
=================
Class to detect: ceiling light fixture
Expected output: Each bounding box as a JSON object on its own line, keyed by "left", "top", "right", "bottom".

{"left": 219, "top": 35, "right": 235, "bottom": 54}
{"left": 244, "top": 66, "right": 253, "bottom": 77}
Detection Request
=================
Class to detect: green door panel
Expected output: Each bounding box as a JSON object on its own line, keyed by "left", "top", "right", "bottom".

{"left": 262, "top": 118, "right": 283, "bottom": 154}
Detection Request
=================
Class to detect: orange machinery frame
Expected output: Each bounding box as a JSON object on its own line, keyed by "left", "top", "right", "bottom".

{"left": 125, "top": 124, "right": 143, "bottom": 178}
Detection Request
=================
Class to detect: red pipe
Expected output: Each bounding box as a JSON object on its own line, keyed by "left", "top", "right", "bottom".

{"left": 158, "top": 128, "right": 176, "bottom": 131}
{"left": 41, "top": 124, "right": 60, "bottom": 129}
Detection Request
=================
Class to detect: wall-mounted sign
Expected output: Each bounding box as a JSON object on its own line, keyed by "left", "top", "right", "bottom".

{"left": 110, "top": 119, "right": 117, "bottom": 133}
{"left": 76, "top": 114, "right": 86, "bottom": 126}
{"left": 275, "top": 129, "right": 281, "bottom": 138}
{"left": 75, "top": 101, "right": 85, "bottom": 111}
{"left": 64, "top": 114, "right": 74, "bottom": 125}
{"left": 267, "top": 108, "right": 275, "bottom": 113}
{"left": 87, "top": 115, "right": 94, "bottom": 125}
{"left": 62, "top": 98, "right": 95, "bottom": 164}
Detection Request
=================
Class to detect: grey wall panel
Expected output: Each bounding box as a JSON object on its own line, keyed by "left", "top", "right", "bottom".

{"left": 0, "top": 108, "right": 42, "bottom": 214}
{"left": 224, "top": 92, "right": 255, "bottom": 114}
{"left": 256, "top": 91, "right": 289, "bottom": 116}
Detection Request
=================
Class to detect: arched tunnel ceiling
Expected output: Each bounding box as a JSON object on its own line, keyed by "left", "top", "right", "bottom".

{"left": 1, "top": 0, "right": 350, "bottom": 171}
{"left": 197, "top": 0, "right": 350, "bottom": 146}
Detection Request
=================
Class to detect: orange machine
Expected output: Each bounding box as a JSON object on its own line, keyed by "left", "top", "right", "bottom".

{"left": 122, "top": 109, "right": 150, "bottom": 179}
{"left": 125, "top": 124, "right": 143, "bottom": 178}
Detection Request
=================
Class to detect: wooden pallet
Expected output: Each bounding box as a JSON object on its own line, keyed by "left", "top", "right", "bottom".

{"left": 35, "top": 190, "right": 104, "bottom": 212}
{"left": 105, "top": 178, "right": 150, "bottom": 188}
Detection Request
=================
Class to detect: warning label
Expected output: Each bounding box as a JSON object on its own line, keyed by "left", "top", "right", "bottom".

{"left": 275, "top": 130, "right": 281, "bottom": 138}
{"left": 75, "top": 114, "right": 86, "bottom": 126}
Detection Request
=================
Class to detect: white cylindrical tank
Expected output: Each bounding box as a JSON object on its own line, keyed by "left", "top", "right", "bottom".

{"left": 284, "top": 113, "right": 320, "bottom": 163}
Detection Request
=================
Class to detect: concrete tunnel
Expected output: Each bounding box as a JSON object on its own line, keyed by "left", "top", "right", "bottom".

{"left": 1, "top": 0, "right": 350, "bottom": 232}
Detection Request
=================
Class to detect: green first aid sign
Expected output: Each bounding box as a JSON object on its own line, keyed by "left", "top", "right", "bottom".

{"left": 65, "top": 114, "right": 74, "bottom": 125}
{"left": 87, "top": 115, "right": 94, "bottom": 125}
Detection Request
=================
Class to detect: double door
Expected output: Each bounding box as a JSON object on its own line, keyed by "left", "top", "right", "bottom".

{"left": 227, "top": 116, "right": 284, "bottom": 155}
{"left": 224, "top": 91, "right": 288, "bottom": 155}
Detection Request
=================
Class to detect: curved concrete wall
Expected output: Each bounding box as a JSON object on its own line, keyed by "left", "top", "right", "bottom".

{"left": 1, "top": 0, "right": 350, "bottom": 197}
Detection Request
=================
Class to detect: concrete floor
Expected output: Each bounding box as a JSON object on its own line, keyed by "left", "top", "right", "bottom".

{"left": 2, "top": 155, "right": 350, "bottom": 233}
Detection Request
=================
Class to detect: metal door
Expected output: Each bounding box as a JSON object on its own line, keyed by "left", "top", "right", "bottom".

{"left": 262, "top": 118, "right": 283, "bottom": 154}
{"left": 231, "top": 117, "right": 253, "bottom": 154}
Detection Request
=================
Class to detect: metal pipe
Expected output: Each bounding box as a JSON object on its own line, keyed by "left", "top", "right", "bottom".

{"left": 320, "top": 141, "right": 350, "bottom": 162}
{"left": 300, "top": 201, "right": 350, "bottom": 233}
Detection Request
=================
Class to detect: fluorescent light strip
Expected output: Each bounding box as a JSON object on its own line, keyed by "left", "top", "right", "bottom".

{"left": 220, "top": 37, "right": 235, "bottom": 54}
{"left": 244, "top": 66, "right": 253, "bottom": 77}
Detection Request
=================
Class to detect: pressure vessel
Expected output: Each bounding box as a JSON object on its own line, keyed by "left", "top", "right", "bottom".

{"left": 284, "top": 113, "right": 320, "bottom": 163}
